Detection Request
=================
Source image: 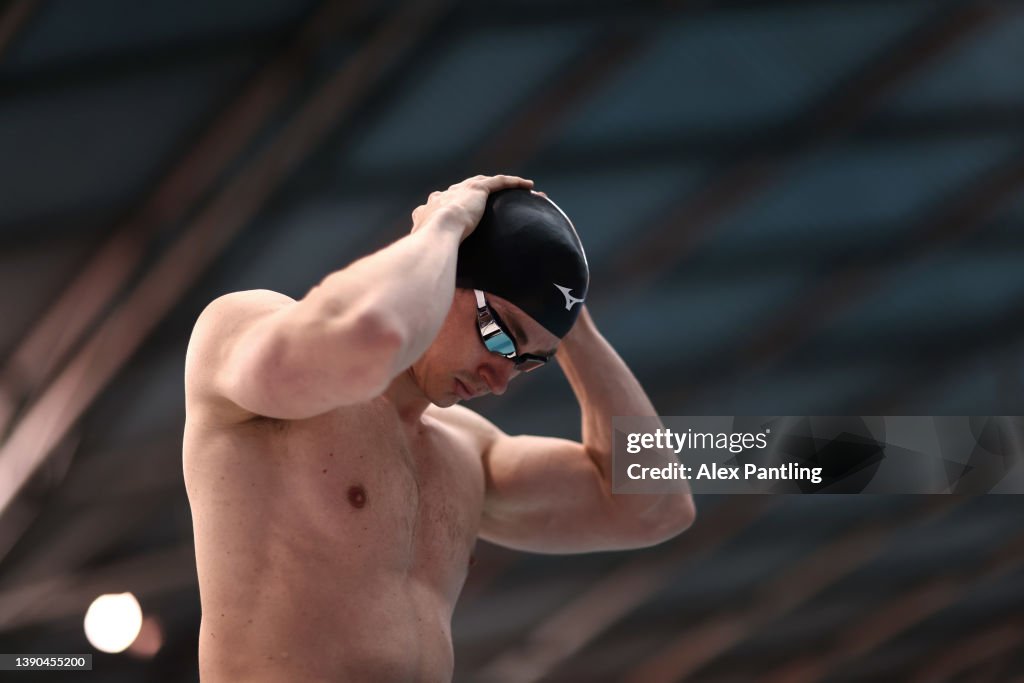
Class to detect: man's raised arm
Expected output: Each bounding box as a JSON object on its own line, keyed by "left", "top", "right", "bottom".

{"left": 556, "top": 307, "right": 695, "bottom": 527}
{"left": 185, "top": 175, "right": 532, "bottom": 421}
{"left": 480, "top": 306, "right": 695, "bottom": 553}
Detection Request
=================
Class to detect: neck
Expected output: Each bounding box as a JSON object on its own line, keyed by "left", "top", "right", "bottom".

{"left": 383, "top": 368, "right": 433, "bottom": 423}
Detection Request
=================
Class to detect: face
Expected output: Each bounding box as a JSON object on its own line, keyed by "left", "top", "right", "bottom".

{"left": 409, "top": 288, "right": 561, "bottom": 407}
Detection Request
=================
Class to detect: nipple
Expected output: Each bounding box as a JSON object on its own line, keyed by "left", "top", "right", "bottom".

{"left": 347, "top": 485, "right": 367, "bottom": 509}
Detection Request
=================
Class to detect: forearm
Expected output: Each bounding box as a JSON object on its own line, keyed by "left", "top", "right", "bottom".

{"left": 301, "top": 212, "right": 463, "bottom": 371}
{"left": 556, "top": 308, "right": 693, "bottom": 520}
{"left": 556, "top": 307, "right": 659, "bottom": 464}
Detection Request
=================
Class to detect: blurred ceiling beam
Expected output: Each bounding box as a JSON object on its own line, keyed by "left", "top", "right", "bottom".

{"left": 905, "top": 618, "right": 1024, "bottom": 683}
{"left": 0, "top": 483, "right": 171, "bottom": 586}
{"left": 327, "top": 2, "right": 673, "bottom": 262}
{"left": 0, "top": 207, "right": 121, "bottom": 251}
{"left": 0, "top": 0, "right": 454, "bottom": 517}
{"left": 607, "top": 0, "right": 1013, "bottom": 285}
{"left": 357, "top": 0, "right": 696, "bottom": 241}
{"left": 0, "top": 543, "right": 195, "bottom": 631}
{"left": 0, "top": 31, "right": 289, "bottom": 97}
{"left": 621, "top": 3, "right": 1024, "bottom": 410}
{"left": 848, "top": 297, "right": 1024, "bottom": 413}
{"left": 475, "top": 498, "right": 773, "bottom": 683}
{"left": 0, "top": 0, "right": 38, "bottom": 62}
{"left": 994, "top": 350, "right": 1024, "bottom": 414}
{"left": 456, "top": 0, "right": 911, "bottom": 30}
{"left": 760, "top": 529, "right": 1024, "bottom": 683}
{"left": 724, "top": 147, "right": 1024, "bottom": 377}
{"left": 0, "top": 430, "right": 197, "bottom": 619}
{"left": 619, "top": 497, "right": 958, "bottom": 683}
{"left": 0, "top": 432, "right": 78, "bottom": 570}
{"left": 0, "top": 502, "right": 171, "bottom": 630}
{"left": 534, "top": 107, "right": 1024, "bottom": 175}
{"left": 59, "top": 434, "right": 185, "bottom": 509}
{"left": 651, "top": 143, "right": 1024, "bottom": 411}
{"left": 972, "top": 657, "right": 1019, "bottom": 683}
{"left": 750, "top": 309, "right": 1024, "bottom": 367}
{"left": 0, "top": 0, "right": 349, "bottom": 440}
{"left": 456, "top": 542, "right": 524, "bottom": 607}
{"left": 240, "top": 104, "right": 1024, "bottom": 196}
{"left": 466, "top": 22, "right": 653, "bottom": 173}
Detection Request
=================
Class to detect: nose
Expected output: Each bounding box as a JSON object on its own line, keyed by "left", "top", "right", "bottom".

{"left": 478, "top": 358, "right": 517, "bottom": 396}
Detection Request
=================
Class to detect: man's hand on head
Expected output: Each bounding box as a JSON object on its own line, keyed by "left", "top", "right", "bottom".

{"left": 410, "top": 174, "right": 533, "bottom": 241}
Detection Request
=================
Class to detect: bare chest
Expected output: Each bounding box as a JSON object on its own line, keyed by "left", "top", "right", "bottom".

{"left": 210, "top": 402, "right": 487, "bottom": 592}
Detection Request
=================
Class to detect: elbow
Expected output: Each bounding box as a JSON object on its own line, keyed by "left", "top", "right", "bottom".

{"left": 291, "top": 304, "right": 406, "bottom": 402}
{"left": 658, "top": 494, "right": 697, "bottom": 538}
{"left": 344, "top": 306, "right": 407, "bottom": 390}
{"left": 618, "top": 493, "right": 697, "bottom": 548}
{"left": 303, "top": 282, "right": 408, "bottom": 373}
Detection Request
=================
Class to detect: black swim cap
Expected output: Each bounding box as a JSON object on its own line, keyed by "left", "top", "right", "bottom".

{"left": 456, "top": 189, "right": 589, "bottom": 338}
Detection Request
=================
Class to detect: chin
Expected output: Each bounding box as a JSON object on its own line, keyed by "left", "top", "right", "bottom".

{"left": 426, "top": 391, "right": 453, "bottom": 407}
{"left": 428, "top": 386, "right": 459, "bottom": 408}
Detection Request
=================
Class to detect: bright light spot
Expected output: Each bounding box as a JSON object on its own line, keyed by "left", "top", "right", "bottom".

{"left": 83, "top": 592, "right": 143, "bottom": 653}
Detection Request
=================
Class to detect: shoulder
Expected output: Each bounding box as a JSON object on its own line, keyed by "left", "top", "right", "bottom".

{"left": 185, "top": 289, "right": 295, "bottom": 423}
{"left": 192, "top": 289, "right": 294, "bottom": 334}
{"left": 186, "top": 289, "right": 291, "bottom": 372}
{"left": 187, "top": 289, "right": 295, "bottom": 368}
{"left": 186, "top": 289, "right": 294, "bottom": 369}
{"left": 425, "top": 404, "right": 504, "bottom": 454}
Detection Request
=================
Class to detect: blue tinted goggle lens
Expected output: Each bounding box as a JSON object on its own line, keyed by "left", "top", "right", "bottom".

{"left": 484, "top": 332, "right": 517, "bottom": 356}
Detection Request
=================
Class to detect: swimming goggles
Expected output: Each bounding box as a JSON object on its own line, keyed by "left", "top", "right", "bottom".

{"left": 474, "top": 289, "right": 549, "bottom": 372}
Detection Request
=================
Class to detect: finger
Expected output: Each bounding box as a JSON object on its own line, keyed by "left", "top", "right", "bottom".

{"left": 453, "top": 174, "right": 487, "bottom": 189}
{"left": 496, "top": 174, "right": 531, "bottom": 186}
{"left": 448, "top": 177, "right": 478, "bottom": 191}
{"left": 484, "top": 175, "right": 533, "bottom": 190}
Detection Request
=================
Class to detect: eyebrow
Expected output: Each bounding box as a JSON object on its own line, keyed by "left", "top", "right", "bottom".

{"left": 496, "top": 304, "right": 557, "bottom": 357}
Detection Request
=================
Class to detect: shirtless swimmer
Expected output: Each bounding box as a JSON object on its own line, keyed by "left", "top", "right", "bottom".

{"left": 183, "top": 174, "right": 695, "bottom": 682}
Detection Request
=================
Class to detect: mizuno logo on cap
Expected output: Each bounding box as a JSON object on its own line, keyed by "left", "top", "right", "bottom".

{"left": 554, "top": 284, "right": 584, "bottom": 311}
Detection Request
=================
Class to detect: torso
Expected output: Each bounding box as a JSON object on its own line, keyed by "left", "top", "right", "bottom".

{"left": 182, "top": 396, "right": 488, "bottom": 682}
